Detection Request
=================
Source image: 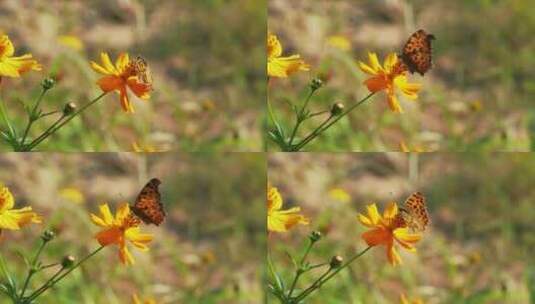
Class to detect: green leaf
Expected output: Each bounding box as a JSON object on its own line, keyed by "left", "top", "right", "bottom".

{"left": 267, "top": 254, "right": 285, "bottom": 294}
{"left": 0, "top": 254, "right": 17, "bottom": 293}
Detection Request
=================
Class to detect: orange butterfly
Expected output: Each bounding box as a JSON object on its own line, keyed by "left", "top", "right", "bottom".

{"left": 131, "top": 178, "right": 165, "bottom": 226}
{"left": 399, "top": 29, "right": 435, "bottom": 76}
{"left": 398, "top": 192, "right": 430, "bottom": 232}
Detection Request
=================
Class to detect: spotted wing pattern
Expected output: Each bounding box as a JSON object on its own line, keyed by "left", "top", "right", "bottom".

{"left": 131, "top": 56, "right": 153, "bottom": 86}
{"left": 131, "top": 178, "right": 165, "bottom": 226}
{"left": 400, "top": 29, "right": 435, "bottom": 76}
{"left": 400, "top": 192, "right": 430, "bottom": 231}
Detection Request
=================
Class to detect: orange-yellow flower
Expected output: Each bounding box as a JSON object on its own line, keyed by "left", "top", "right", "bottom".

{"left": 400, "top": 293, "right": 424, "bottom": 304}
{"left": 357, "top": 202, "right": 421, "bottom": 266}
{"left": 358, "top": 52, "right": 421, "bottom": 113}
{"left": 132, "top": 293, "right": 157, "bottom": 304}
{"left": 90, "top": 203, "right": 153, "bottom": 265}
{"left": 399, "top": 141, "right": 425, "bottom": 153}
{"left": 0, "top": 186, "right": 42, "bottom": 231}
{"left": 267, "top": 185, "right": 309, "bottom": 232}
{"left": 0, "top": 34, "right": 41, "bottom": 79}
{"left": 267, "top": 33, "right": 309, "bottom": 78}
{"left": 90, "top": 52, "right": 151, "bottom": 113}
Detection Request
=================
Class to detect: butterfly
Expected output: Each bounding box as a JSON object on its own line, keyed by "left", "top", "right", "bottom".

{"left": 398, "top": 192, "right": 430, "bottom": 232}
{"left": 399, "top": 29, "right": 435, "bottom": 76}
{"left": 130, "top": 56, "right": 153, "bottom": 87}
{"left": 130, "top": 178, "right": 165, "bottom": 226}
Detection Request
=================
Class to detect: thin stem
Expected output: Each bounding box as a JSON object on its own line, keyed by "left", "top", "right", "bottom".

{"left": 25, "top": 246, "right": 104, "bottom": 302}
{"left": 23, "top": 266, "right": 65, "bottom": 304}
{"left": 292, "top": 92, "right": 376, "bottom": 151}
{"left": 309, "top": 110, "right": 329, "bottom": 117}
{"left": 23, "top": 114, "right": 66, "bottom": 151}
{"left": 19, "top": 240, "right": 47, "bottom": 299}
{"left": 25, "top": 92, "right": 107, "bottom": 151}
{"left": 291, "top": 114, "right": 333, "bottom": 151}
{"left": 292, "top": 267, "right": 332, "bottom": 303}
{"left": 20, "top": 89, "right": 47, "bottom": 146}
{"left": 288, "top": 88, "right": 315, "bottom": 146}
{"left": 293, "top": 246, "right": 372, "bottom": 302}
{"left": 287, "top": 239, "right": 315, "bottom": 298}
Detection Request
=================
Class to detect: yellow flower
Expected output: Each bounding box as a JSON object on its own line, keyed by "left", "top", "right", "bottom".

{"left": 58, "top": 35, "right": 84, "bottom": 51}
{"left": 399, "top": 141, "right": 425, "bottom": 153}
{"left": 59, "top": 187, "right": 85, "bottom": 204}
{"left": 0, "top": 34, "right": 41, "bottom": 78}
{"left": 0, "top": 186, "right": 42, "bottom": 231}
{"left": 267, "top": 185, "right": 309, "bottom": 232}
{"left": 328, "top": 188, "right": 351, "bottom": 203}
{"left": 90, "top": 52, "right": 151, "bottom": 113}
{"left": 400, "top": 293, "right": 424, "bottom": 304}
{"left": 267, "top": 33, "right": 309, "bottom": 78}
{"left": 131, "top": 141, "right": 166, "bottom": 153}
{"left": 357, "top": 203, "right": 421, "bottom": 266}
{"left": 327, "top": 35, "right": 351, "bottom": 51}
{"left": 358, "top": 52, "right": 421, "bottom": 113}
{"left": 90, "top": 203, "right": 153, "bottom": 265}
{"left": 132, "top": 293, "right": 157, "bottom": 304}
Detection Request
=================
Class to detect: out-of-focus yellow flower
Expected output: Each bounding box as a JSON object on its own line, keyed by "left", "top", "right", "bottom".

{"left": 357, "top": 202, "right": 421, "bottom": 266}
{"left": 131, "top": 141, "right": 167, "bottom": 153}
{"left": 59, "top": 187, "right": 85, "bottom": 204}
{"left": 358, "top": 52, "right": 421, "bottom": 113}
{"left": 0, "top": 186, "right": 42, "bottom": 231}
{"left": 0, "top": 34, "right": 41, "bottom": 79}
{"left": 90, "top": 203, "right": 153, "bottom": 265}
{"left": 90, "top": 52, "right": 152, "bottom": 113}
{"left": 132, "top": 294, "right": 157, "bottom": 304}
{"left": 400, "top": 293, "right": 424, "bottom": 304}
{"left": 58, "top": 35, "right": 84, "bottom": 51}
{"left": 267, "top": 33, "right": 309, "bottom": 78}
{"left": 267, "top": 185, "right": 309, "bottom": 232}
{"left": 328, "top": 188, "right": 351, "bottom": 203}
{"left": 469, "top": 100, "right": 482, "bottom": 112}
{"left": 327, "top": 35, "right": 351, "bottom": 51}
{"left": 399, "top": 141, "right": 425, "bottom": 153}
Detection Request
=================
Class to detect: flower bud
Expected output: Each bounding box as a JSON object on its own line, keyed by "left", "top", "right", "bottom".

{"left": 330, "top": 255, "right": 343, "bottom": 268}
{"left": 61, "top": 255, "right": 76, "bottom": 268}
{"left": 309, "top": 231, "right": 322, "bottom": 243}
{"left": 41, "top": 230, "right": 55, "bottom": 242}
{"left": 41, "top": 78, "right": 56, "bottom": 90}
{"left": 330, "top": 102, "right": 345, "bottom": 116}
{"left": 310, "top": 78, "right": 323, "bottom": 91}
{"left": 63, "top": 102, "right": 77, "bottom": 116}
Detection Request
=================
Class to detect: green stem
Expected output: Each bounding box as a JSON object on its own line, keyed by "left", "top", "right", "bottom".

{"left": 25, "top": 246, "right": 104, "bottom": 302}
{"left": 291, "top": 267, "right": 332, "bottom": 303}
{"left": 292, "top": 92, "right": 375, "bottom": 151}
{"left": 20, "top": 89, "right": 47, "bottom": 147}
{"left": 287, "top": 239, "right": 315, "bottom": 298}
{"left": 19, "top": 240, "right": 47, "bottom": 299}
{"left": 291, "top": 114, "right": 333, "bottom": 151}
{"left": 288, "top": 88, "right": 315, "bottom": 146}
{"left": 293, "top": 246, "right": 372, "bottom": 302}
{"left": 24, "top": 92, "right": 107, "bottom": 151}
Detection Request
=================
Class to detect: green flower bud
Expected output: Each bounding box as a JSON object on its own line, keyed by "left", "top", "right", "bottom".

{"left": 41, "top": 230, "right": 55, "bottom": 242}
{"left": 61, "top": 255, "right": 76, "bottom": 268}
{"left": 41, "top": 78, "right": 56, "bottom": 90}
{"left": 330, "top": 102, "right": 345, "bottom": 116}
{"left": 309, "top": 231, "right": 322, "bottom": 243}
{"left": 330, "top": 255, "right": 343, "bottom": 269}
{"left": 310, "top": 78, "right": 323, "bottom": 91}
{"left": 63, "top": 102, "right": 77, "bottom": 116}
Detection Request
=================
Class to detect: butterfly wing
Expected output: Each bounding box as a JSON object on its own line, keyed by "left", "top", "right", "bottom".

{"left": 402, "top": 191, "right": 430, "bottom": 231}
{"left": 400, "top": 29, "right": 435, "bottom": 76}
{"left": 131, "top": 178, "right": 165, "bottom": 226}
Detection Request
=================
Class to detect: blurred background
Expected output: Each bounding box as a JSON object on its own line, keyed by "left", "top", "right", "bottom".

{"left": 0, "top": 0, "right": 265, "bottom": 151}
{"left": 268, "top": 0, "right": 535, "bottom": 151}
{"left": 0, "top": 153, "right": 265, "bottom": 303}
{"left": 268, "top": 153, "right": 535, "bottom": 303}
